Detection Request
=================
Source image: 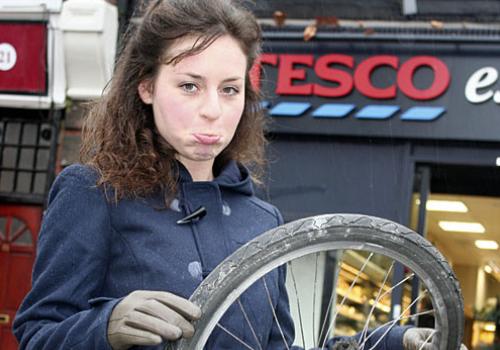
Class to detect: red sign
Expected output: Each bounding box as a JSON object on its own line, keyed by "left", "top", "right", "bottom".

{"left": 251, "top": 53, "right": 451, "bottom": 101}
{"left": 0, "top": 22, "right": 47, "bottom": 94}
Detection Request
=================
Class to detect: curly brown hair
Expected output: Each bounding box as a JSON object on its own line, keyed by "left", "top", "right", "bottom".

{"left": 80, "top": 0, "right": 266, "bottom": 204}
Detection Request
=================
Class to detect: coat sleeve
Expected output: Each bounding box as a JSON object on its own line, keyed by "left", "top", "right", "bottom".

{"left": 13, "top": 166, "right": 120, "bottom": 350}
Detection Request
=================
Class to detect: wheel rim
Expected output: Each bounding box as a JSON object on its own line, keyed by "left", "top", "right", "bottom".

{"left": 173, "top": 214, "right": 463, "bottom": 350}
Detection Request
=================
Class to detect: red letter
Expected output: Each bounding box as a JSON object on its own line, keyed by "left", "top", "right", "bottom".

{"left": 313, "top": 54, "right": 354, "bottom": 97}
{"left": 397, "top": 56, "right": 450, "bottom": 100}
{"left": 276, "top": 54, "right": 314, "bottom": 95}
{"left": 249, "top": 53, "right": 278, "bottom": 92}
{"left": 354, "top": 55, "right": 399, "bottom": 99}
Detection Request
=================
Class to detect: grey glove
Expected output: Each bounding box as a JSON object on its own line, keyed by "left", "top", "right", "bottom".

{"left": 329, "top": 339, "right": 359, "bottom": 349}
{"left": 403, "top": 328, "right": 468, "bottom": 350}
{"left": 107, "top": 290, "right": 202, "bottom": 350}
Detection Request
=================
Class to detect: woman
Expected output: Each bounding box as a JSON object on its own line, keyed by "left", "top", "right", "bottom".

{"left": 13, "top": 0, "right": 438, "bottom": 349}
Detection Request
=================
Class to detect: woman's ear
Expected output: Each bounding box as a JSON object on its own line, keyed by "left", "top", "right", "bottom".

{"left": 138, "top": 80, "right": 153, "bottom": 104}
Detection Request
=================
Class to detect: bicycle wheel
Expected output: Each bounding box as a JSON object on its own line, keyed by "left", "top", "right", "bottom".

{"left": 173, "top": 214, "right": 464, "bottom": 350}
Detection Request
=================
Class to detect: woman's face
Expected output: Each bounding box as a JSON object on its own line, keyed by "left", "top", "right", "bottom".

{"left": 138, "top": 35, "right": 247, "bottom": 177}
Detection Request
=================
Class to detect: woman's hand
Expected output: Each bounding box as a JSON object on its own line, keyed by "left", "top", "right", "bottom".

{"left": 107, "top": 290, "right": 202, "bottom": 350}
{"left": 403, "top": 328, "right": 468, "bottom": 350}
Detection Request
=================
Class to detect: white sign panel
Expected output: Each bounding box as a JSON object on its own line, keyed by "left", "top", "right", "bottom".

{"left": 0, "top": 43, "right": 17, "bottom": 71}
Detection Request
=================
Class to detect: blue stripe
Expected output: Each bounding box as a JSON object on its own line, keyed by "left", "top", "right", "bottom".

{"left": 260, "top": 101, "right": 270, "bottom": 109}
{"left": 356, "top": 105, "right": 400, "bottom": 119}
{"left": 312, "top": 104, "right": 356, "bottom": 118}
{"left": 270, "top": 102, "right": 311, "bottom": 117}
{"left": 401, "top": 107, "right": 446, "bottom": 121}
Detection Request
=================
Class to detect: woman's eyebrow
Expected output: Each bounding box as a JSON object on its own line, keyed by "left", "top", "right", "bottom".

{"left": 177, "top": 72, "right": 244, "bottom": 83}
{"left": 177, "top": 72, "right": 204, "bottom": 80}
{"left": 222, "top": 77, "right": 244, "bottom": 83}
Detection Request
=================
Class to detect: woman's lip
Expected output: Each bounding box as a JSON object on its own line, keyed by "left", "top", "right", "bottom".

{"left": 193, "top": 133, "right": 221, "bottom": 145}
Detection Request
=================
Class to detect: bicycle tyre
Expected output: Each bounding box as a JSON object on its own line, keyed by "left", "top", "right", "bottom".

{"left": 173, "top": 214, "right": 464, "bottom": 350}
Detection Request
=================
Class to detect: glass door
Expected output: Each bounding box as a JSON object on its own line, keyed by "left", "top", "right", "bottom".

{"left": 409, "top": 163, "right": 500, "bottom": 350}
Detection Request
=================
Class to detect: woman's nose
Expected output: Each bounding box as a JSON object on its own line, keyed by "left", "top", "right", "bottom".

{"left": 200, "top": 90, "right": 222, "bottom": 120}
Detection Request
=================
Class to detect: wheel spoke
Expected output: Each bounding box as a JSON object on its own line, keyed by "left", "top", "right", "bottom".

{"left": 321, "top": 252, "right": 375, "bottom": 348}
{"left": 414, "top": 309, "right": 436, "bottom": 318}
{"left": 359, "top": 261, "right": 395, "bottom": 344}
{"left": 317, "top": 251, "right": 343, "bottom": 346}
{"left": 358, "top": 308, "right": 435, "bottom": 350}
{"left": 237, "top": 299, "right": 263, "bottom": 350}
{"left": 418, "top": 329, "right": 436, "bottom": 350}
{"left": 358, "top": 268, "right": 416, "bottom": 348}
{"left": 361, "top": 292, "right": 427, "bottom": 350}
{"left": 288, "top": 262, "right": 306, "bottom": 349}
{"left": 262, "top": 277, "right": 290, "bottom": 350}
{"left": 378, "top": 272, "right": 415, "bottom": 301}
{"left": 312, "top": 252, "right": 319, "bottom": 348}
{"left": 216, "top": 323, "right": 256, "bottom": 350}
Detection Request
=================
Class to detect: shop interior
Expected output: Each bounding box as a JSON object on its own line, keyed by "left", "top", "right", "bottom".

{"left": 407, "top": 162, "right": 500, "bottom": 349}
{"left": 417, "top": 192, "right": 500, "bottom": 348}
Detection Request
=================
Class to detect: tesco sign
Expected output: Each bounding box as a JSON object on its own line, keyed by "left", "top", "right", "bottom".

{"left": 465, "top": 67, "right": 500, "bottom": 104}
{"left": 253, "top": 42, "right": 500, "bottom": 141}
{"left": 253, "top": 53, "right": 500, "bottom": 107}
{"left": 253, "top": 54, "right": 451, "bottom": 100}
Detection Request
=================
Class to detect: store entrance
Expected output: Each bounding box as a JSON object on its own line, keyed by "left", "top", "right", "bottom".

{"left": 411, "top": 163, "right": 500, "bottom": 350}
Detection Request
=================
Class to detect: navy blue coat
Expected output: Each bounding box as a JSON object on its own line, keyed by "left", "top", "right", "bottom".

{"left": 13, "top": 161, "right": 408, "bottom": 349}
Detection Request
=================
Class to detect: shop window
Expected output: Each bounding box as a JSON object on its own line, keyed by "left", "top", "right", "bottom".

{"left": 0, "top": 115, "right": 55, "bottom": 201}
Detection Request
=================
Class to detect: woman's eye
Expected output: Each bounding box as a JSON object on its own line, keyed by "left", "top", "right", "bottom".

{"left": 222, "top": 86, "right": 239, "bottom": 95}
{"left": 181, "top": 83, "right": 198, "bottom": 93}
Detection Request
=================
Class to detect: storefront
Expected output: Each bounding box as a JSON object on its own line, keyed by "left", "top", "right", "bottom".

{"left": 257, "top": 25, "right": 500, "bottom": 348}
{"left": 1, "top": 1, "right": 499, "bottom": 347}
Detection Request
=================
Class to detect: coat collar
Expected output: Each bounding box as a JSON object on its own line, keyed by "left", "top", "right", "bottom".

{"left": 177, "top": 160, "right": 254, "bottom": 196}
